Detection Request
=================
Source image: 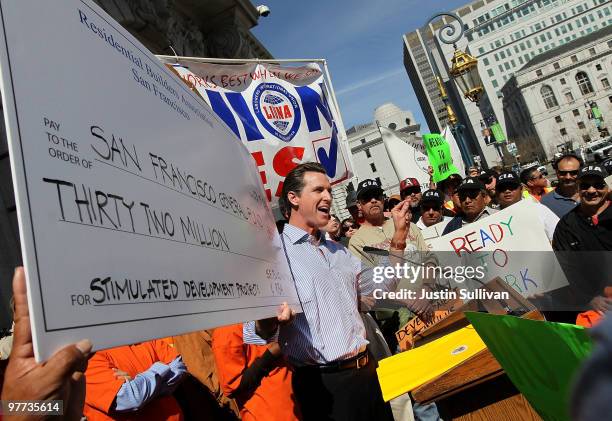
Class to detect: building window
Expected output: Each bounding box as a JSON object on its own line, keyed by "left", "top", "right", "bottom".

{"left": 405, "top": 118, "right": 411, "bottom": 125}
{"left": 388, "top": 123, "right": 397, "bottom": 130}
{"left": 483, "top": 57, "right": 490, "bottom": 66}
{"left": 576, "top": 71, "right": 594, "bottom": 95}
{"left": 608, "top": 40, "right": 612, "bottom": 49}
{"left": 571, "top": 55, "right": 578, "bottom": 63}
{"left": 602, "top": 78, "right": 611, "bottom": 89}
{"left": 589, "top": 47, "right": 596, "bottom": 56}
{"left": 360, "top": 139, "right": 366, "bottom": 144}
{"left": 560, "top": 128, "right": 567, "bottom": 136}
{"left": 577, "top": 121, "right": 586, "bottom": 129}
{"left": 492, "top": 80, "right": 499, "bottom": 88}
{"left": 553, "top": 62, "right": 560, "bottom": 70}
{"left": 565, "top": 91, "right": 575, "bottom": 102}
{"left": 370, "top": 163, "right": 377, "bottom": 172}
{"left": 541, "top": 85, "right": 559, "bottom": 109}
{"left": 555, "top": 115, "right": 562, "bottom": 122}
{"left": 596, "top": 64, "right": 602, "bottom": 71}
{"left": 487, "top": 69, "right": 494, "bottom": 77}
{"left": 375, "top": 177, "right": 381, "bottom": 186}
{"left": 536, "top": 69, "right": 543, "bottom": 77}
{"left": 573, "top": 109, "right": 580, "bottom": 116}
{"left": 365, "top": 149, "right": 371, "bottom": 158}
{"left": 560, "top": 78, "right": 566, "bottom": 85}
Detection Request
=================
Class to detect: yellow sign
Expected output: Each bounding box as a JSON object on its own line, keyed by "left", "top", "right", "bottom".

{"left": 377, "top": 325, "right": 486, "bottom": 402}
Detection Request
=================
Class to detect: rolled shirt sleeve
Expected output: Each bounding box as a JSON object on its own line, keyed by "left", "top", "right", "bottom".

{"left": 114, "top": 357, "right": 186, "bottom": 412}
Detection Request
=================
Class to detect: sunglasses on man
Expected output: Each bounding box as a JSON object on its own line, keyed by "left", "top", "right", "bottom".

{"left": 495, "top": 183, "right": 520, "bottom": 193}
{"left": 558, "top": 170, "right": 579, "bottom": 177}
{"left": 401, "top": 187, "right": 421, "bottom": 196}
{"left": 458, "top": 190, "right": 481, "bottom": 201}
{"left": 579, "top": 181, "right": 607, "bottom": 190}
{"left": 359, "top": 192, "right": 384, "bottom": 202}
{"left": 421, "top": 203, "right": 441, "bottom": 212}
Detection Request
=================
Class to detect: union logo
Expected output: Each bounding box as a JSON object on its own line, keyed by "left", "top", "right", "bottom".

{"left": 253, "top": 83, "right": 301, "bottom": 142}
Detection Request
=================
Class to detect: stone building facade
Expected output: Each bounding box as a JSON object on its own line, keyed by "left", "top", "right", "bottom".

{"left": 502, "top": 25, "right": 611, "bottom": 160}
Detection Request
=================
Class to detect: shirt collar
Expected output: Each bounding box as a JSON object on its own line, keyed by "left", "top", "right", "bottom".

{"left": 283, "top": 223, "right": 326, "bottom": 245}
{"left": 553, "top": 190, "right": 577, "bottom": 202}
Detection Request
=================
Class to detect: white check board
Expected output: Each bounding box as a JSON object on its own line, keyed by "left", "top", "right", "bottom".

{"left": 0, "top": 0, "right": 299, "bottom": 360}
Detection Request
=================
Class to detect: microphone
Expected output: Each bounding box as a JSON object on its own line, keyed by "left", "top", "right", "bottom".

{"left": 363, "top": 246, "right": 389, "bottom": 256}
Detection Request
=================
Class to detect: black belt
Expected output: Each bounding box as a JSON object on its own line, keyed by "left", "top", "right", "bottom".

{"left": 301, "top": 351, "right": 369, "bottom": 373}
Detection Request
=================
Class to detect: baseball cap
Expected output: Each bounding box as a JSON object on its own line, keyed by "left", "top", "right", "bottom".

{"left": 438, "top": 173, "right": 463, "bottom": 189}
{"left": 496, "top": 171, "right": 520, "bottom": 188}
{"left": 478, "top": 169, "right": 496, "bottom": 183}
{"left": 577, "top": 165, "right": 606, "bottom": 180}
{"left": 357, "top": 178, "right": 384, "bottom": 200}
{"left": 602, "top": 158, "right": 612, "bottom": 176}
{"left": 421, "top": 189, "right": 444, "bottom": 205}
{"left": 399, "top": 178, "right": 421, "bottom": 192}
{"left": 457, "top": 177, "right": 485, "bottom": 192}
{"left": 345, "top": 190, "right": 358, "bottom": 208}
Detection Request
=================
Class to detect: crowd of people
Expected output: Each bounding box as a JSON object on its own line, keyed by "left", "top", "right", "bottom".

{"left": 1, "top": 154, "right": 612, "bottom": 421}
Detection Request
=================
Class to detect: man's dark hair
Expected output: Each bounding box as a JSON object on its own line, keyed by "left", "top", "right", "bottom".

{"left": 279, "top": 162, "right": 327, "bottom": 217}
{"left": 519, "top": 167, "right": 538, "bottom": 185}
{"left": 553, "top": 153, "right": 583, "bottom": 170}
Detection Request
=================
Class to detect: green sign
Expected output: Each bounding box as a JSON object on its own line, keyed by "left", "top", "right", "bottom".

{"left": 465, "top": 312, "right": 593, "bottom": 421}
{"left": 422, "top": 133, "right": 459, "bottom": 183}
{"left": 592, "top": 106, "right": 602, "bottom": 119}
{"left": 490, "top": 122, "right": 506, "bottom": 143}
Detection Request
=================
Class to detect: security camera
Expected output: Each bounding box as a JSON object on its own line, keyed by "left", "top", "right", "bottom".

{"left": 256, "top": 5, "right": 270, "bottom": 17}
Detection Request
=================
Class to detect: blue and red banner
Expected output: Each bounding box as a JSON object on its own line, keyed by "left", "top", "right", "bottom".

{"left": 167, "top": 61, "right": 352, "bottom": 203}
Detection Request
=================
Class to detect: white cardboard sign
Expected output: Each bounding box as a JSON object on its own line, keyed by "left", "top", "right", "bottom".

{"left": 427, "top": 201, "right": 568, "bottom": 296}
{"left": 0, "top": 0, "right": 299, "bottom": 360}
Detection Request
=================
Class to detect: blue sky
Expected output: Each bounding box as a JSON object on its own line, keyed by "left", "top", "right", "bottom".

{"left": 252, "top": 0, "right": 468, "bottom": 132}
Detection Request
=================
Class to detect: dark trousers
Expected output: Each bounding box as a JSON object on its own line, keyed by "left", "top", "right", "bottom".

{"left": 292, "top": 355, "right": 394, "bottom": 421}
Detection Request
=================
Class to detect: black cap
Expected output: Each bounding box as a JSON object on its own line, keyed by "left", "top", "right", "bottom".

{"left": 345, "top": 190, "right": 358, "bottom": 208}
{"left": 438, "top": 173, "right": 463, "bottom": 191}
{"left": 496, "top": 171, "right": 520, "bottom": 188}
{"left": 578, "top": 165, "right": 606, "bottom": 179}
{"left": 602, "top": 158, "right": 612, "bottom": 176}
{"left": 478, "top": 169, "right": 496, "bottom": 182}
{"left": 457, "top": 177, "right": 485, "bottom": 192}
{"left": 357, "top": 179, "right": 383, "bottom": 199}
{"left": 421, "top": 189, "right": 444, "bottom": 205}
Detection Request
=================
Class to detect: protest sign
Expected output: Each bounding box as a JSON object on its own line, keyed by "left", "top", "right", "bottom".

{"left": 395, "top": 301, "right": 462, "bottom": 351}
{"left": 423, "top": 134, "right": 459, "bottom": 183}
{"left": 377, "top": 324, "right": 487, "bottom": 401}
{"left": 466, "top": 312, "right": 592, "bottom": 421}
{"left": 441, "top": 125, "right": 466, "bottom": 178}
{"left": 0, "top": 0, "right": 299, "bottom": 360}
{"left": 163, "top": 60, "right": 352, "bottom": 204}
{"left": 380, "top": 126, "right": 429, "bottom": 187}
{"left": 427, "top": 201, "right": 568, "bottom": 296}
{"left": 490, "top": 122, "right": 506, "bottom": 143}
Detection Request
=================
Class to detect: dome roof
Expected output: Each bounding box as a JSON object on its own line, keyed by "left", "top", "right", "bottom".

{"left": 374, "top": 103, "right": 403, "bottom": 123}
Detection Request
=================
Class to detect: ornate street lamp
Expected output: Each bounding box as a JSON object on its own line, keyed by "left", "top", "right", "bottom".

{"left": 423, "top": 11, "right": 483, "bottom": 167}
{"left": 449, "top": 49, "right": 483, "bottom": 103}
